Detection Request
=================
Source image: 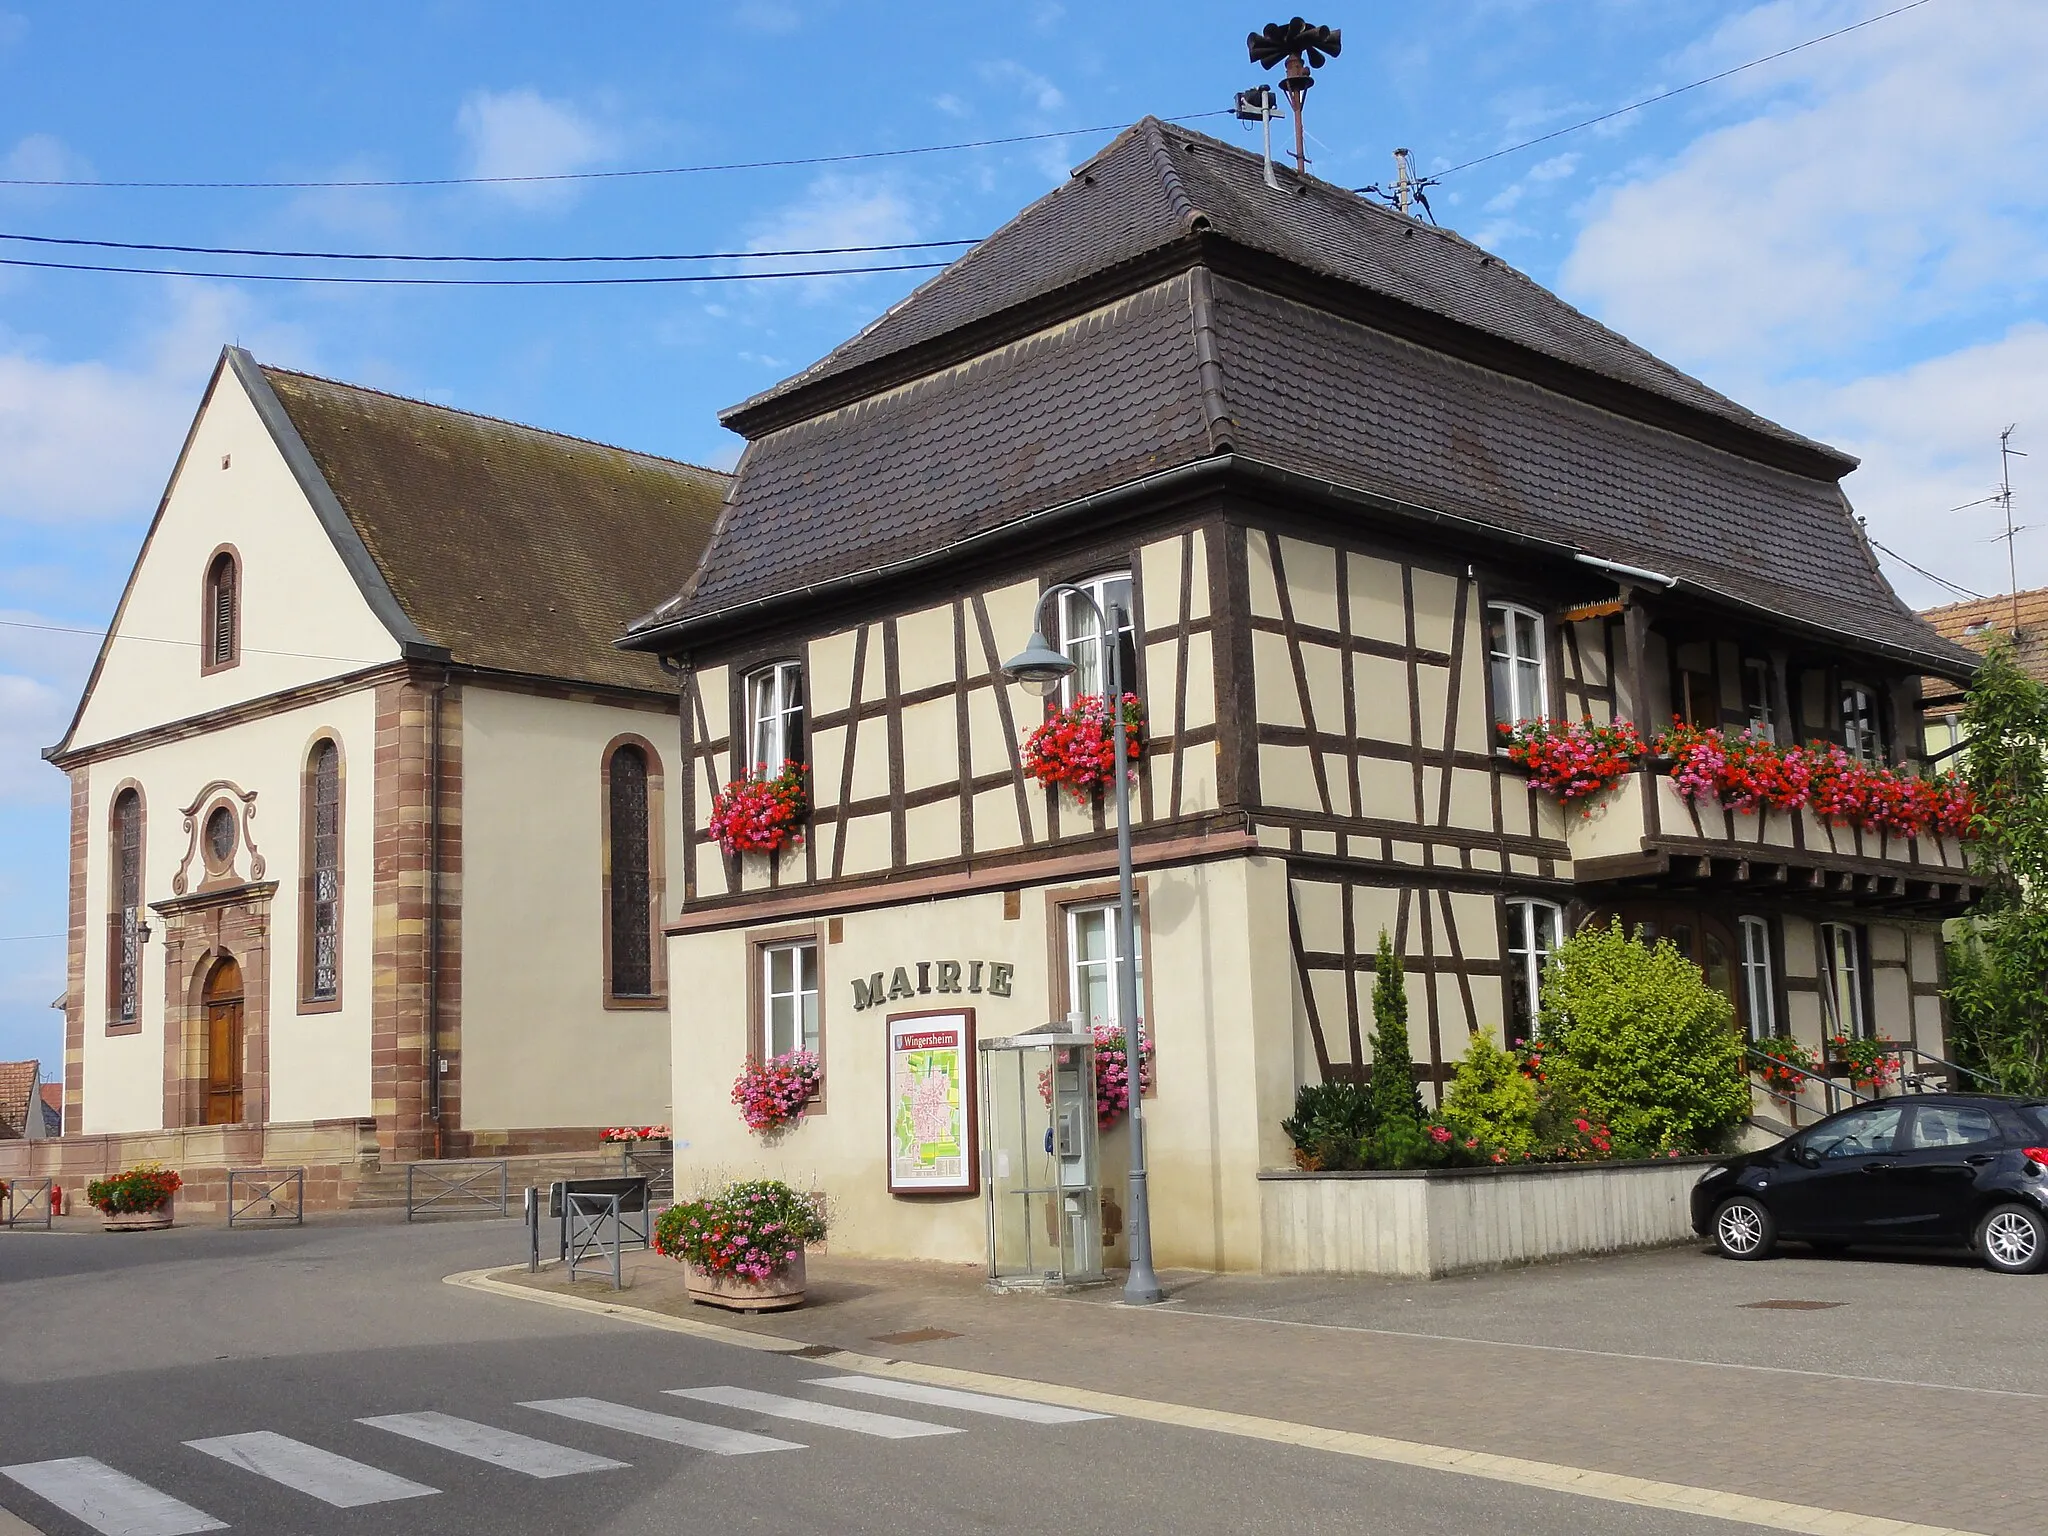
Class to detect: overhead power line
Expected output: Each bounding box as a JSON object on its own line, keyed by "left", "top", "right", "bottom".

{"left": 0, "top": 254, "right": 955, "bottom": 287}
{"left": 1428, "top": 0, "right": 1938, "bottom": 180}
{"left": 0, "top": 614, "right": 384, "bottom": 666}
{"left": 0, "top": 230, "right": 980, "bottom": 264}
{"left": 0, "top": 112, "right": 1232, "bottom": 191}
{"left": 1866, "top": 537, "right": 1987, "bottom": 602}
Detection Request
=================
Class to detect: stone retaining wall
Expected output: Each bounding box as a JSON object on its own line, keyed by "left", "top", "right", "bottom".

{"left": 0, "top": 1117, "right": 378, "bottom": 1215}
{"left": 1258, "top": 1158, "right": 1716, "bottom": 1278}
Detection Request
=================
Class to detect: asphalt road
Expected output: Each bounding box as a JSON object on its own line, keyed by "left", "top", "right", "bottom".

{"left": 0, "top": 1217, "right": 1778, "bottom": 1536}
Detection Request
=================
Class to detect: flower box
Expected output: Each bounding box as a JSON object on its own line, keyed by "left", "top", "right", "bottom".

{"left": 686, "top": 1249, "right": 807, "bottom": 1312}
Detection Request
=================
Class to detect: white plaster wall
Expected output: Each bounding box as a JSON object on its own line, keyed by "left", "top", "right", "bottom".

{"left": 78, "top": 689, "right": 380, "bottom": 1133}
{"left": 459, "top": 687, "right": 677, "bottom": 1130}
{"left": 665, "top": 854, "right": 1292, "bottom": 1272}
{"left": 72, "top": 370, "right": 400, "bottom": 751}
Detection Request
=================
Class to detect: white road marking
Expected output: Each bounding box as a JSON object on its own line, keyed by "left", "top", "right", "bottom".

{"left": 809, "top": 1375, "right": 1111, "bottom": 1424}
{"left": 184, "top": 1431, "right": 438, "bottom": 1508}
{"left": 520, "top": 1398, "right": 802, "bottom": 1456}
{"left": 1, "top": 1458, "right": 227, "bottom": 1536}
{"left": 358, "top": 1412, "right": 628, "bottom": 1478}
{"left": 668, "top": 1385, "right": 959, "bottom": 1439}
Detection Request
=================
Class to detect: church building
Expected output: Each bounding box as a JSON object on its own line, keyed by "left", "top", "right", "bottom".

{"left": 21, "top": 348, "right": 724, "bottom": 1203}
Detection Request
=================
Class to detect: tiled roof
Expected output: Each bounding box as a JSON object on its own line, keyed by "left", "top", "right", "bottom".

{"left": 261, "top": 366, "right": 730, "bottom": 693}
{"left": 0, "top": 1060, "right": 36, "bottom": 1139}
{"left": 39, "top": 1082, "right": 60, "bottom": 1121}
{"left": 1918, "top": 587, "right": 2048, "bottom": 704}
{"left": 635, "top": 227, "right": 1973, "bottom": 674}
{"left": 726, "top": 117, "right": 1845, "bottom": 471}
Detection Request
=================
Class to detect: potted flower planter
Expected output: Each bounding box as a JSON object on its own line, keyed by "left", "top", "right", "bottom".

{"left": 86, "top": 1165, "right": 183, "bottom": 1232}
{"left": 686, "top": 1248, "right": 807, "bottom": 1312}
{"left": 103, "top": 1203, "right": 174, "bottom": 1233}
{"left": 655, "top": 1177, "right": 827, "bottom": 1314}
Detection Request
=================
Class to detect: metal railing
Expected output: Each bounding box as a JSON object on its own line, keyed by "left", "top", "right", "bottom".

{"left": 549, "top": 1177, "right": 651, "bottom": 1261}
{"left": 1883, "top": 1043, "right": 2000, "bottom": 1095}
{"left": 1747, "top": 1047, "right": 1873, "bottom": 1127}
{"left": 2, "top": 1176, "right": 54, "bottom": 1229}
{"left": 405, "top": 1159, "right": 510, "bottom": 1222}
{"left": 618, "top": 1144, "right": 673, "bottom": 1203}
{"left": 227, "top": 1168, "right": 305, "bottom": 1228}
{"left": 565, "top": 1190, "right": 627, "bottom": 1290}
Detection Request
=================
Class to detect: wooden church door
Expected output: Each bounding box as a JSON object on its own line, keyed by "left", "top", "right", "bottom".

{"left": 202, "top": 955, "right": 245, "bottom": 1125}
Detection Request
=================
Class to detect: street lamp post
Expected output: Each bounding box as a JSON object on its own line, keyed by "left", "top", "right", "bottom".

{"left": 1002, "top": 585, "right": 1165, "bottom": 1305}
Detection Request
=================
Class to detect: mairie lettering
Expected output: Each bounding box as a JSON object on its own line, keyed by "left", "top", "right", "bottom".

{"left": 851, "top": 959, "right": 1013, "bottom": 1011}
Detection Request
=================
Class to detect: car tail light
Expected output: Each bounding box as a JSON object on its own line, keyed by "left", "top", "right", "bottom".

{"left": 2024, "top": 1147, "right": 2048, "bottom": 1170}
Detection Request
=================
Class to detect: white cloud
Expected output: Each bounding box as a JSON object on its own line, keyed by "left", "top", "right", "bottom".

{"left": 979, "top": 60, "right": 1066, "bottom": 114}
{"left": 0, "top": 663, "right": 77, "bottom": 804}
{"left": 1559, "top": 0, "right": 2048, "bottom": 374}
{"left": 735, "top": 173, "right": 924, "bottom": 300}
{"left": 1527, "top": 152, "right": 1579, "bottom": 183}
{"left": 734, "top": 0, "right": 802, "bottom": 34}
{"left": 0, "top": 13, "right": 26, "bottom": 52}
{"left": 1767, "top": 324, "right": 2048, "bottom": 607}
{"left": 455, "top": 89, "right": 615, "bottom": 210}
{"left": 933, "top": 93, "right": 969, "bottom": 119}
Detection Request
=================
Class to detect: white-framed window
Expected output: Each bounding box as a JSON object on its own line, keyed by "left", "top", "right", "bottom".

{"left": 1064, "top": 899, "right": 1143, "bottom": 1032}
{"left": 1840, "top": 684, "right": 1881, "bottom": 764}
{"left": 1742, "top": 658, "right": 1776, "bottom": 738}
{"left": 1819, "top": 922, "right": 1867, "bottom": 1039}
{"left": 1503, "top": 898, "right": 1562, "bottom": 1046}
{"left": 1486, "top": 602, "right": 1547, "bottom": 729}
{"left": 1057, "top": 573, "right": 1137, "bottom": 705}
{"left": 1737, "top": 915, "right": 1775, "bottom": 1040}
{"left": 745, "top": 661, "right": 805, "bottom": 777}
{"left": 759, "top": 939, "right": 819, "bottom": 1061}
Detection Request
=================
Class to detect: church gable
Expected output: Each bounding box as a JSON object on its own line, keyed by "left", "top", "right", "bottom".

{"left": 61, "top": 353, "right": 407, "bottom": 755}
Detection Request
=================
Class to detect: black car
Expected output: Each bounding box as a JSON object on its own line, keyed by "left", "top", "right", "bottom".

{"left": 1691, "top": 1093, "right": 2048, "bottom": 1273}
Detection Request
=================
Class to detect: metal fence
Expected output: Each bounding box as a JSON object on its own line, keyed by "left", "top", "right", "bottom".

{"left": 227, "top": 1168, "right": 305, "bottom": 1228}
{"left": 565, "top": 1190, "right": 626, "bottom": 1289}
{"left": 404, "top": 1159, "right": 510, "bottom": 1222}
{"left": 2, "top": 1176, "right": 54, "bottom": 1230}
{"left": 618, "top": 1144, "right": 673, "bottom": 1203}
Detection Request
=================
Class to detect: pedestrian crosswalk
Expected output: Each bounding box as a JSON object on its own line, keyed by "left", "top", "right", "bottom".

{"left": 0, "top": 1376, "right": 1109, "bottom": 1534}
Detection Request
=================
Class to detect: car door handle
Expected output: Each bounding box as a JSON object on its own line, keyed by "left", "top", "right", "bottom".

{"left": 1964, "top": 1155, "right": 1995, "bottom": 1167}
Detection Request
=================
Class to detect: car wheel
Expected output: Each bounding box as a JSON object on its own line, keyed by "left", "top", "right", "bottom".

{"left": 1713, "top": 1195, "right": 1776, "bottom": 1260}
{"left": 1977, "top": 1204, "right": 2048, "bottom": 1275}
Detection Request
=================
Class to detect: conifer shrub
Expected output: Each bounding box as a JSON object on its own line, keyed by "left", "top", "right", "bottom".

{"left": 1438, "top": 1029, "right": 1540, "bottom": 1159}
{"left": 1280, "top": 1079, "right": 1377, "bottom": 1171}
{"left": 1536, "top": 919, "right": 1748, "bottom": 1153}
{"left": 1367, "top": 931, "right": 1424, "bottom": 1129}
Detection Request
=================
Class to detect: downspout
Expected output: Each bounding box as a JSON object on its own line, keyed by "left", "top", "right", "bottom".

{"left": 426, "top": 667, "right": 446, "bottom": 1158}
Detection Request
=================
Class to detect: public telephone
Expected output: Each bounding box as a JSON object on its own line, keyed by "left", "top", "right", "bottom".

{"left": 979, "top": 1022, "right": 1105, "bottom": 1290}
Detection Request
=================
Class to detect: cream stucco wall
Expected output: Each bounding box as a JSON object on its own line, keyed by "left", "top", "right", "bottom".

{"left": 666, "top": 854, "right": 1294, "bottom": 1272}
{"left": 72, "top": 368, "right": 400, "bottom": 751}
{"left": 78, "top": 689, "right": 380, "bottom": 1134}
{"left": 459, "top": 686, "right": 676, "bottom": 1130}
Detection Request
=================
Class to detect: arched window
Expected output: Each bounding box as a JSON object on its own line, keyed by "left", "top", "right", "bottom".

{"left": 203, "top": 549, "right": 240, "bottom": 672}
{"left": 302, "top": 738, "right": 343, "bottom": 1007}
{"left": 605, "top": 741, "right": 663, "bottom": 1002}
{"left": 109, "top": 788, "right": 143, "bottom": 1031}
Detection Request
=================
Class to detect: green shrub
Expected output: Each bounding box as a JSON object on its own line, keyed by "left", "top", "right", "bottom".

{"left": 1368, "top": 931, "right": 1424, "bottom": 1128}
{"left": 1439, "top": 1030, "right": 1540, "bottom": 1158}
{"left": 1536, "top": 920, "right": 1748, "bottom": 1152}
{"left": 1364, "top": 1114, "right": 1440, "bottom": 1170}
{"left": 1280, "top": 1079, "right": 1377, "bottom": 1171}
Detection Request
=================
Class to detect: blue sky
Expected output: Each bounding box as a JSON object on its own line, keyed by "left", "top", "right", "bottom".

{"left": 0, "top": 0, "right": 2041, "bottom": 1075}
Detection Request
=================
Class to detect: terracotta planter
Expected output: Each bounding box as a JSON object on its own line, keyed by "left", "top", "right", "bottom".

{"left": 686, "top": 1248, "right": 807, "bottom": 1312}
{"left": 101, "top": 1203, "right": 173, "bottom": 1232}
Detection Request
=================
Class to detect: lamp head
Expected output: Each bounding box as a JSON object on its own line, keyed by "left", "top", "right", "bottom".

{"left": 1001, "top": 630, "right": 1075, "bottom": 698}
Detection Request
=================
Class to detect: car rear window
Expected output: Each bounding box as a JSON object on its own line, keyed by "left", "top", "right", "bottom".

{"left": 2018, "top": 1104, "right": 2048, "bottom": 1140}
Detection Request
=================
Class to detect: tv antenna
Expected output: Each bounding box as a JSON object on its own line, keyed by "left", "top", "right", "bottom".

{"left": 1356, "top": 146, "right": 1437, "bottom": 222}
{"left": 1247, "top": 18, "right": 1341, "bottom": 174}
{"left": 1952, "top": 425, "right": 2028, "bottom": 635}
{"left": 1232, "top": 84, "right": 1283, "bottom": 189}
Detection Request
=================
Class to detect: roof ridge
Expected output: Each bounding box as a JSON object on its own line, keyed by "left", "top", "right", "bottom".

{"left": 257, "top": 363, "right": 733, "bottom": 481}
{"left": 1140, "top": 116, "right": 1206, "bottom": 233}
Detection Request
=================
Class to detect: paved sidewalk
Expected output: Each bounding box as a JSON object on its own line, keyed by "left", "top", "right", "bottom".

{"left": 501, "top": 1247, "right": 2033, "bottom": 1536}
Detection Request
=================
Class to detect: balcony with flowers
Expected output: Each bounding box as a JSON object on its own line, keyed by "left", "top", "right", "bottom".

{"left": 1501, "top": 718, "right": 1982, "bottom": 912}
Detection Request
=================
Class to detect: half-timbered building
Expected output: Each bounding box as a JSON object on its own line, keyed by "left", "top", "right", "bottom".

{"left": 12, "top": 348, "right": 724, "bottom": 1208}
{"left": 626, "top": 118, "right": 1982, "bottom": 1273}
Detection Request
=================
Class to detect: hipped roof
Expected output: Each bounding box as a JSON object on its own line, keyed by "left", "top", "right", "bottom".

{"left": 634, "top": 119, "right": 1973, "bottom": 676}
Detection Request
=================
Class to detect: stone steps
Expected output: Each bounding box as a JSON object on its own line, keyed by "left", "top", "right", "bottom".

{"left": 349, "top": 1152, "right": 629, "bottom": 1212}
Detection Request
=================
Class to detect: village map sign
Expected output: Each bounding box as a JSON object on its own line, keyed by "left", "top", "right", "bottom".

{"left": 886, "top": 1010, "right": 978, "bottom": 1196}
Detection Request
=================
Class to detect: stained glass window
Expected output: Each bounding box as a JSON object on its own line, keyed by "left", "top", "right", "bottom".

{"left": 609, "top": 745, "right": 652, "bottom": 998}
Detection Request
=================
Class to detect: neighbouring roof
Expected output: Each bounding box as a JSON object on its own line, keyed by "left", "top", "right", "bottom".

{"left": 257, "top": 361, "right": 730, "bottom": 693}
{"left": 39, "top": 1082, "right": 60, "bottom": 1122}
{"left": 1918, "top": 588, "right": 2048, "bottom": 706}
{"left": 632, "top": 119, "right": 1972, "bottom": 675}
{"left": 0, "top": 1060, "right": 37, "bottom": 1140}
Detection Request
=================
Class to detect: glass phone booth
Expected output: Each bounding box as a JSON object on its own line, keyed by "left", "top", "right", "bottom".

{"left": 978, "top": 1023, "right": 1104, "bottom": 1291}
